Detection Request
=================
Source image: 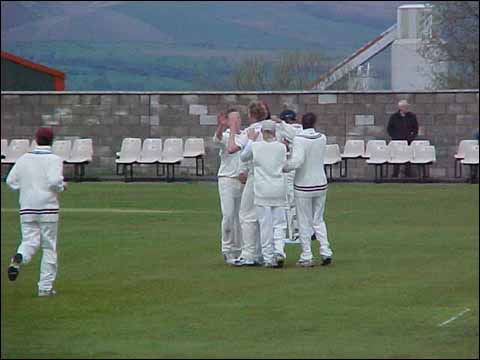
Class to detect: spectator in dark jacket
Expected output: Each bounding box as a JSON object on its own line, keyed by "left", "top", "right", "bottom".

{"left": 387, "top": 100, "right": 418, "bottom": 177}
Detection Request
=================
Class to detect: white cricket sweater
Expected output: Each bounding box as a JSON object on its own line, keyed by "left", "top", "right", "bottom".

{"left": 213, "top": 129, "right": 243, "bottom": 178}
{"left": 6, "top": 146, "right": 65, "bottom": 222}
{"left": 241, "top": 139, "right": 287, "bottom": 207}
{"left": 284, "top": 128, "right": 328, "bottom": 197}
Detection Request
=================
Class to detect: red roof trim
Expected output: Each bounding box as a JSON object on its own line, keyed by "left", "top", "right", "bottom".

{"left": 1, "top": 51, "right": 65, "bottom": 79}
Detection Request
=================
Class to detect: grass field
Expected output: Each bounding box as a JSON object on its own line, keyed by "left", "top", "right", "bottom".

{"left": 1, "top": 182, "right": 478, "bottom": 359}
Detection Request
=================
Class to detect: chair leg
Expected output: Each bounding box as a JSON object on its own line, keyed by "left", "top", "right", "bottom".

{"left": 195, "top": 157, "right": 200, "bottom": 176}
{"left": 454, "top": 160, "right": 460, "bottom": 178}
{"left": 341, "top": 159, "right": 347, "bottom": 178}
{"left": 201, "top": 157, "right": 205, "bottom": 176}
{"left": 123, "top": 165, "right": 128, "bottom": 182}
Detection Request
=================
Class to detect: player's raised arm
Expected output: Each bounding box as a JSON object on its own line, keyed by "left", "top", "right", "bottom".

{"left": 213, "top": 112, "right": 228, "bottom": 145}
{"left": 227, "top": 112, "right": 243, "bottom": 154}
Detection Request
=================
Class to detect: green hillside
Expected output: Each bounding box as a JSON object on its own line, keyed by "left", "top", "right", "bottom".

{"left": 1, "top": 1, "right": 403, "bottom": 90}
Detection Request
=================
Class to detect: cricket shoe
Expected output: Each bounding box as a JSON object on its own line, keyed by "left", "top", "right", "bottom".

{"left": 38, "top": 289, "right": 57, "bottom": 297}
{"left": 7, "top": 253, "right": 23, "bottom": 281}
{"left": 296, "top": 259, "right": 315, "bottom": 268}
{"left": 274, "top": 254, "right": 286, "bottom": 268}
{"left": 321, "top": 257, "right": 332, "bottom": 266}
{"left": 223, "top": 254, "right": 237, "bottom": 266}
{"left": 232, "top": 257, "right": 261, "bottom": 267}
{"left": 264, "top": 261, "right": 280, "bottom": 269}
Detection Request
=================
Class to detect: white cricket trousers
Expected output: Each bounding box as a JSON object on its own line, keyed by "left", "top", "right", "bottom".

{"left": 238, "top": 175, "right": 262, "bottom": 262}
{"left": 295, "top": 191, "right": 333, "bottom": 261}
{"left": 18, "top": 221, "right": 58, "bottom": 292}
{"left": 256, "top": 206, "right": 286, "bottom": 264}
{"left": 218, "top": 177, "right": 243, "bottom": 257}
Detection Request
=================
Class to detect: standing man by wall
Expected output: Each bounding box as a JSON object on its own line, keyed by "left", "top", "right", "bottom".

{"left": 387, "top": 100, "right": 419, "bottom": 177}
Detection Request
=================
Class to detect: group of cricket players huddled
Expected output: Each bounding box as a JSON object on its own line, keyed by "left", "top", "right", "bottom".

{"left": 214, "top": 100, "right": 333, "bottom": 269}
{"left": 5, "top": 101, "right": 333, "bottom": 297}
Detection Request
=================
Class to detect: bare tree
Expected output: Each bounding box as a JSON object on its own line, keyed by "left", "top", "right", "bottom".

{"left": 419, "top": 1, "right": 479, "bottom": 89}
{"left": 230, "top": 51, "right": 330, "bottom": 91}
{"left": 231, "top": 56, "right": 268, "bottom": 91}
{"left": 271, "top": 51, "right": 330, "bottom": 90}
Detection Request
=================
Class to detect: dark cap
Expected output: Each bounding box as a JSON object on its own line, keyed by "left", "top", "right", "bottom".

{"left": 35, "top": 127, "right": 54, "bottom": 146}
{"left": 279, "top": 110, "right": 297, "bottom": 122}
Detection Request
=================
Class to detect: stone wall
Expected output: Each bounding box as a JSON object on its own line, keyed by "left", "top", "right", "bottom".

{"left": 1, "top": 90, "right": 478, "bottom": 179}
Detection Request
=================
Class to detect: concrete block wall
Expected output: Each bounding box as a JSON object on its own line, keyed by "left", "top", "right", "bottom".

{"left": 1, "top": 90, "right": 478, "bottom": 179}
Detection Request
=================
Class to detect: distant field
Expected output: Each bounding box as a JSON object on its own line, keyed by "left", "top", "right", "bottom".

{"left": 1, "top": 182, "right": 478, "bottom": 358}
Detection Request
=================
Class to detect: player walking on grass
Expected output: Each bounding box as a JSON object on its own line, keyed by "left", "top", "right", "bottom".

{"left": 284, "top": 113, "right": 333, "bottom": 267}
{"left": 213, "top": 110, "right": 245, "bottom": 265}
{"left": 240, "top": 120, "right": 287, "bottom": 268}
{"left": 6, "top": 128, "right": 66, "bottom": 296}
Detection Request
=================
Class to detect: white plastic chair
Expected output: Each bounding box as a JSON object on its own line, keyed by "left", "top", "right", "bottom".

{"left": 411, "top": 140, "right": 430, "bottom": 152}
{"left": 66, "top": 139, "right": 94, "bottom": 180}
{"left": 1, "top": 139, "right": 30, "bottom": 165}
{"left": 389, "top": 144, "right": 413, "bottom": 164}
{"left": 412, "top": 145, "right": 436, "bottom": 164}
{"left": 139, "top": 139, "right": 162, "bottom": 164}
{"left": 323, "top": 144, "right": 341, "bottom": 180}
{"left": 342, "top": 140, "right": 365, "bottom": 158}
{"left": 159, "top": 138, "right": 184, "bottom": 181}
{"left": 461, "top": 145, "right": 479, "bottom": 182}
{"left": 1, "top": 139, "right": 8, "bottom": 159}
{"left": 183, "top": 138, "right": 205, "bottom": 176}
{"left": 138, "top": 138, "right": 163, "bottom": 177}
{"left": 411, "top": 145, "right": 436, "bottom": 179}
{"left": 388, "top": 140, "right": 409, "bottom": 157}
{"left": 52, "top": 140, "right": 72, "bottom": 162}
{"left": 115, "top": 138, "right": 142, "bottom": 181}
{"left": 366, "top": 144, "right": 389, "bottom": 182}
{"left": 363, "top": 140, "right": 387, "bottom": 159}
{"left": 454, "top": 140, "right": 479, "bottom": 178}
{"left": 341, "top": 140, "right": 365, "bottom": 178}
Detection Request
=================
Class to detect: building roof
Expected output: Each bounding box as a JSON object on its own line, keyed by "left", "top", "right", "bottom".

{"left": 1, "top": 50, "right": 65, "bottom": 79}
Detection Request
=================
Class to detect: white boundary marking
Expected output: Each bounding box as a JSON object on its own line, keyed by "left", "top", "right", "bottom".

{"left": 1, "top": 208, "right": 208, "bottom": 214}
{"left": 438, "top": 308, "right": 471, "bottom": 327}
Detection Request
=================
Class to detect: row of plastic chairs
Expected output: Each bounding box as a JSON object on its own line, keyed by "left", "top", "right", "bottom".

{"left": 323, "top": 139, "right": 479, "bottom": 181}
{"left": 115, "top": 138, "right": 205, "bottom": 181}
{"left": 323, "top": 140, "right": 437, "bottom": 180}
{"left": 1, "top": 138, "right": 94, "bottom": 180}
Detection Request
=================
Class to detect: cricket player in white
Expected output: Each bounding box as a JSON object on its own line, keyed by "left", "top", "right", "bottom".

{"left": 227, "top": 102, "right": 266, "bottom": 266}
{"left": 284, "top": 113, "right": 333, "bottom": 267}
{"left": 278, "top": 110, "right": 303, "bottom": 242}
{"left": 228, "top": 102, "right": 300, "bottom": 266}
{"left": 240, "top": 120, "right": 287, "bottom": 268}
{"left": 213, "top": 110, "right": 244, "bottom": 264}
{"left": 6, "top": 128, "right": 66, "bottom": 296}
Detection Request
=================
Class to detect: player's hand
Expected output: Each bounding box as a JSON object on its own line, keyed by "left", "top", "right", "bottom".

{"left": 247, "top": 128, "right": 259, "bottom": 141}
{"left": 217, "top": 112, "right": 228, "bottom": 127}
{"left": 239, "top": 172, "right": 248, "bottom": 184}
